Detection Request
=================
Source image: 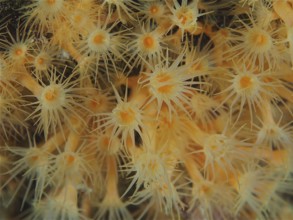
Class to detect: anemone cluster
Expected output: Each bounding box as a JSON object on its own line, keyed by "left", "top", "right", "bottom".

{"left": 0, "top": 0, "right": 293, "bottom": 219}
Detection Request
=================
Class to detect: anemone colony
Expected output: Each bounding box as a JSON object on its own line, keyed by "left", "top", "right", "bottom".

{"left": 0, "top": 0, "right": 293, "bottom": 219}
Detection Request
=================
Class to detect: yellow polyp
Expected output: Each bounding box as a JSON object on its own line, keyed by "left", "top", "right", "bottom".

{"left": 150, "top": 5, "right": 159, "bottom": 15}
{"left": 195, "top": 63, "right": 203, "bottom": 70}
{"left": 255, "top": 34, "right": 267, "bottom": 45}
{"left": 66, "top": 154, "right": 75, "bottom": 165}
{"left": 47, "top": 0, "right": 56, "bottom": 5}
{"left": 28, "top": 155, "right": 39, "bottom": 166}
{"left": 119, "top": 109, "right": 135, "bottom": 124}
{"left": 45, "top": 89, "right": 57, "bottom": 101}
{"left": 200, "top": 184, "right": 212, "bottom": 196}
{"left": 148, "top": 161, "right": 158, "bottom": 172}
{"left": 74, "top": 15, "right": 82, "bottom": 24}
{"left": 143, "top": 36, "right": 154, "bottom": 49}
{"left": 179, "top": 14, "right": 188, "bottom": 25}
{"left": 15, "top": 49, "right": 23, "bottom": 56}
{"left": 37, "top": 57, "right": 44, "bottom": 65}
{"left": 93, "top": 34, "right": 104, "bottom": 44}
{"left": 240, "top": 76, "right": 253, "bottom": 89}
{"left": 158, "top": 84, "right": 173, "bottom": 94}
{"left": 156, "top": 73, "right": 171, "bottom": 82}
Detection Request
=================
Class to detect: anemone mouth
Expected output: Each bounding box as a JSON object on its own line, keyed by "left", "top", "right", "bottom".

{"left": 118, "top": 110, "right": 136, "bottom": 125}
{"left": 64, "top": 154, "right": 76, "bottom": 166}
{"left": 44, "top": 87, "right": 58, "bottom": 101}
{"left": 10, "top": 44, "right": 27, "bottom": 61}
{"left": 204, "top": 134, "right": 229, "bottom": 156}
{"left": 114, "top": 105, "right": 137, "bottom": 126}
{"left": 239, "top": 75, "right": 253, "bottom": 89}
{"left": 175, "top": 7, "right": 197, "bottom": 28}
{"left": 47, "top": 0, "right": 56, "bottom": 5}
{"left": 149, "top": 5, "right": 159, "bottom": 15}
{"left": 146, "top": 2, "right": 164, "bottom": 19}
{"left": 41, "top": 84, "right": 65, "bottom": 108}
{"left": 25, "top": 148, "right": 48, "bottom": 167}
{"left": 177, "top": 12, "right": 188, "bottom": 25}
{"left": 70, "top": 12, "right": 88, "bottom": 28}
{"left": 15, "top": 48, "right": 24, "bottom": 56}
{"left": 88, "top": 29, "right": 110, "bottom": 52}
{"left": 143, "top": 36, "right": 155, "bottom": 49}
{"left": 136, "top": 31, "right": 161, "bottom": 56}
{"left": 34, "top": 53, "right": 51, "bottom": 71}
{"left": 93, "top": 34, "right": 105, "bottom": 45}
{"left": 151, "top": 72, "right": 176, "bottom": 95}
{"left": 233, "top": 73, "right": 260, "bottom": 97}
{"left": 39, "top": 0, "right": 64, "bottom": 12}
{"left": 246, "top": 29, "right": 273, "bottom": 53}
